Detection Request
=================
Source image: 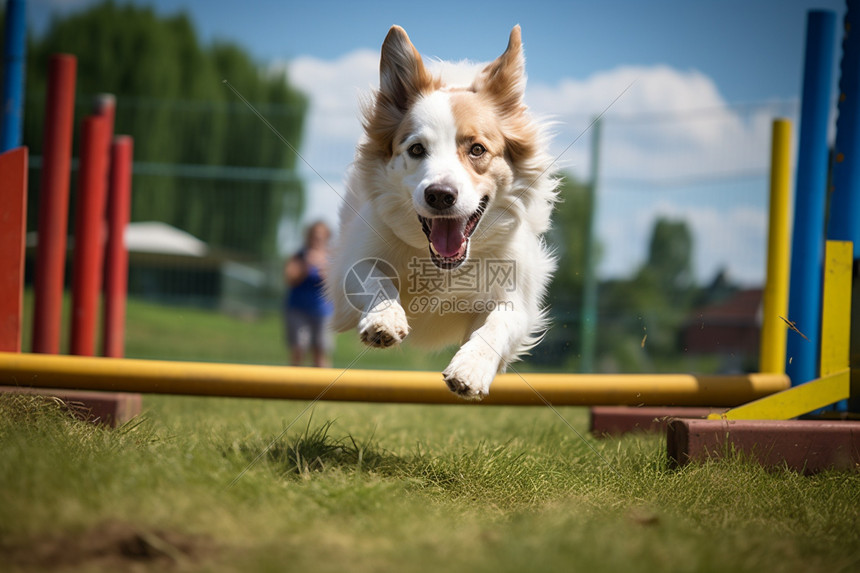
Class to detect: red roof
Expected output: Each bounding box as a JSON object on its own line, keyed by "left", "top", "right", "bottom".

{"left": 690, "top": 289, "right": 762, "bottom": 325}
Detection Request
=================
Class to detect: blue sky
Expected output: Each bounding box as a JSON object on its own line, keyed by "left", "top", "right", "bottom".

{"left": 30, "top": 0, "right": 849, "bottom": 284}
{"left": 33, "top": 0, "right": 845, "bottom": 102}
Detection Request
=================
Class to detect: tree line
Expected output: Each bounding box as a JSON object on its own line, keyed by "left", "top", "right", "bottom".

{"left": 19, "top": 1, "right": 307, "bottom": 257}
{"left": 539, "top": 175, "right": 739, "bottom": 372}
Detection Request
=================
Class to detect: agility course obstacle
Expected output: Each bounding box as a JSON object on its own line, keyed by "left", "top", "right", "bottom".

{"left": 70, "top": 114, "right": 111, "bottom": 357}
{"left": 706, "top": 241, "right": 852, "bottom": 421}
{"left": 665, "top": 4, "right": 860, "bottom": 473}
{"left": 0, "top": 147, "right": 28, "bottom": 353}
{"left": 667, "top": 419, "right": 860, "bottom": 474}
{"left": 786, "top": 10, "right": 837, "bottom": 389}
{"left": 0, "top": 384, "right": 141, "bottom": 428}
{"left": 759, "top": 119, "right": 792, "bottom": 375}
{"left": 0, "top": 39, "right": 138, "bottom": 422}
{"left": 32, "top": 55, "right": 77, "bottom": 355}
{"left": 666, "top": 239, "right": 858, "bottom": 472}
{"left": 0, "top": 0, "right": 26, "bottom": 153}
{"left": 605, "top": 238, "right": 858, "bottom": 470}
{"left": 103, "top": 136, "right": 133, "bottom": 358}
{"left": 0, "top": 352, "right": 790, "bottom": 407}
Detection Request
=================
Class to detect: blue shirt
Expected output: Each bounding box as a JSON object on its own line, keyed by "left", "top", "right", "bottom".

{"left": 286, "top": 252, "right": 333, "bottom": 317}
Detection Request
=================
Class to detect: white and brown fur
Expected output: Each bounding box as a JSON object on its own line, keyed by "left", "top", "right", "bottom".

{"left": 326, "top": 25, "right": 558, "bottom": 399}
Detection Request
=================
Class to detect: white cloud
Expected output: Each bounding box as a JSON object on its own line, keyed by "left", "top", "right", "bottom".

{"left": 528, "top": 65, "right": 797, "bottom": 285}
{"left": 281, "top": 51, "right": 796, "bottom": 284}
{"left": 288, "top": 50, "right": 379, "bottom": 141}
{"left": 527, "top": 66, "right": 792, "bottom": 181}
{"left": 272, "top": 51, "right": 379, "bottom": 253}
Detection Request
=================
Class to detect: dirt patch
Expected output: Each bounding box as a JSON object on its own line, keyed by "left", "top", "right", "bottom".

{"left": 1, "top": 520, "right": 218, "bottom": 571}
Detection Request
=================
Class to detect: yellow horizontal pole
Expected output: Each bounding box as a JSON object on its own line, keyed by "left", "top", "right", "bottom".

{"left": 0, "top": 352, "right": 789, "bottom": 407}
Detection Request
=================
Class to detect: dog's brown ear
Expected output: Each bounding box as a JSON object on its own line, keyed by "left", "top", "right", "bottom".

{"left": 475, "top": 26, "right": 526, "bottom": 113}
{"left": 379, "top": 26, "right": 435, "bottom": 111}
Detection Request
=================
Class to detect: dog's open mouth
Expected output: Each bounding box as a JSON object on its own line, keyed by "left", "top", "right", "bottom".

{"left": 418, "top": 196, "right": 489, "bottom": 270}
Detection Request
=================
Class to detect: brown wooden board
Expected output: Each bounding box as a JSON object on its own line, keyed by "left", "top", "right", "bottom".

{"left": 667, "top": 418, "right": 860, "bottom": 473}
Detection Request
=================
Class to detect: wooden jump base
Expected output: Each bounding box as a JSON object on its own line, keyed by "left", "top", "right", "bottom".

{"left": 0, "top": 352, "right": 789, "bottom": 407}
{"left": 0, "top": 385, "right": 141, "bottom": 427}
{"left": 589, "top": 406, "right": 727, "bottom": 436}
{"left": 667, "top": 418, "right": 860, "bottom": 474}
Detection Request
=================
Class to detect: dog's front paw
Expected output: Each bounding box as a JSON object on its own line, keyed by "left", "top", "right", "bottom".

{"left": 358, "top": 301, "right": 409, "bottom": 348}
{"left": 443, "top": 351, "right": 498, "bottom": 400}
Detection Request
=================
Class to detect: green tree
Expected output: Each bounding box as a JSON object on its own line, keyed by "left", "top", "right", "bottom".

{"left": 22, "top": 1, "right": 307, "bottom": 257}
{"left": 599, "top": 216, "right": 696, "bottom": 369}
{"left": 642, "top": 218, "right": 694, "bottom": 299}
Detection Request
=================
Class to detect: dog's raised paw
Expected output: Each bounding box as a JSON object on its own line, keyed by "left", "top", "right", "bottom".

{"left": 358, "top": 301, "right": 409, "bottom": 348}
{"left": 443, "top": 360, "right": 495, "bottom": 400}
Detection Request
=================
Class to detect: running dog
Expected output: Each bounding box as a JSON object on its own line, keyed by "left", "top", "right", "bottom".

{"left": 326, "top": 25, "right": 558, "bottom": 399}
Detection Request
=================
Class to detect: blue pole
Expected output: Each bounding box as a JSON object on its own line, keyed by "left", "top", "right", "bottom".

{"left": 828, "top": 0, "right": 860, "bottom": 413}
{"left": 0, "top": 0, "right": 27, "bottom": 153}
{"left": 786, "top": 10, "right": 837, "bottom": 386}
{"left": 828, "top": 0, "right": 860, "bottom": 253}
{"left": 1, "top": 0, "right": 27, "bottom": 152}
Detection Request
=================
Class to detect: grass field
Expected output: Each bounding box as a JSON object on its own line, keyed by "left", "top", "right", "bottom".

{"left": 3, "top": 296, "right": 860, "bottom": 572}
{"left": 20, "top": 292, "right": 453, "bottom": 371}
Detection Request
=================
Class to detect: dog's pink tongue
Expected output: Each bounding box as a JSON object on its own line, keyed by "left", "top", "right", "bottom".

{"left": 429, "top": 218, "right": 466, "bottom": 258}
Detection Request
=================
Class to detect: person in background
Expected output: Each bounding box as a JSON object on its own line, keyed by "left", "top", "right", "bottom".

{"left": 284, "top": 221, "right": 334, "bottom": 367}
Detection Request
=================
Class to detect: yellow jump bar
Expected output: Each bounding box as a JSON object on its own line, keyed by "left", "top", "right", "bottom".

{"left": 0, "top": 351, "right": 789, "bottom": 407}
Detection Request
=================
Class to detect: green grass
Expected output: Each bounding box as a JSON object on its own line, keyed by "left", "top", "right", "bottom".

{"left": 2, "top": 393, "right": 859, "bottom": 572}
{"left": 20, "top": 291, "right": 452, "bottom": 370}
{"left": 5, "top": 295, "right": 860, "bottom": 571}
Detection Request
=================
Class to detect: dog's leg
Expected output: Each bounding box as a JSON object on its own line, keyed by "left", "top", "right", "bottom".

{"left": 443, "top": 306, "right": 527, "bottom": 399}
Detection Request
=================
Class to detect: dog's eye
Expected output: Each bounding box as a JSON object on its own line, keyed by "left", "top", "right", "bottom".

{"left": 408, "top": 143, "right": 426, "bottom": 158}
{"left": 469, "top": 143, "right": 486, "bottom": 157}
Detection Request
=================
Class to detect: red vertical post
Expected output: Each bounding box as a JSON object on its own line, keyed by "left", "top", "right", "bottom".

{"left": 32, "top": 54, "right": 76, "bottom": 354}
{"left": 102, "top": 136, "right": 133, "bottom": 358}
{"left": 94, "top": 93, "right": 120, "bottom": 357}
{"left": 0, "top": 147, "right": 28, "bottom": 352}
{"left": 93, "top": 94, "right": 115, "bottom": 134}
{"left": 69, "top": 116, "right": 110, "bottom": 356}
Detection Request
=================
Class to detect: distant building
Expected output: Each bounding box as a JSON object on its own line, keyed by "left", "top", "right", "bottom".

{"left": 681, "top": 288, "right": 762, "bottom": 372}
{"left": 123, "top": 222, "right": 221, "bottom": 307}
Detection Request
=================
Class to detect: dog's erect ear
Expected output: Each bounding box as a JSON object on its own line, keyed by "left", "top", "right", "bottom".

{"left": 475, "top": 26, "right": 525, "bottom": 113}
{"left": 379, "top": 26, "right": 434, "bottom": 111}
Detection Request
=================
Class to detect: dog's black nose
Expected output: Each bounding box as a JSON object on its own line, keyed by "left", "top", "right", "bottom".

{"left": 424, "top": 184, "right": 458, "bottom": 210}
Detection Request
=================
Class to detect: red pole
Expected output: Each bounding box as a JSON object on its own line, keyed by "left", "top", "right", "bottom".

{"left": 0, "top": 147, "right": 28, "bottom": 352}
{"left": 93, "top": 93, "right": 117, "bottom": 356}
{"left": 32, "top": 54, "right": 76, "bottom": 354}
{"left": 102, "top": 136, "right": 133, "bottom": 358}
{"left": 93, "top": 94, "right": 115, "bottom": 133}
{"left": 69, "top": 115, "right": 110, "bottom": 356}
